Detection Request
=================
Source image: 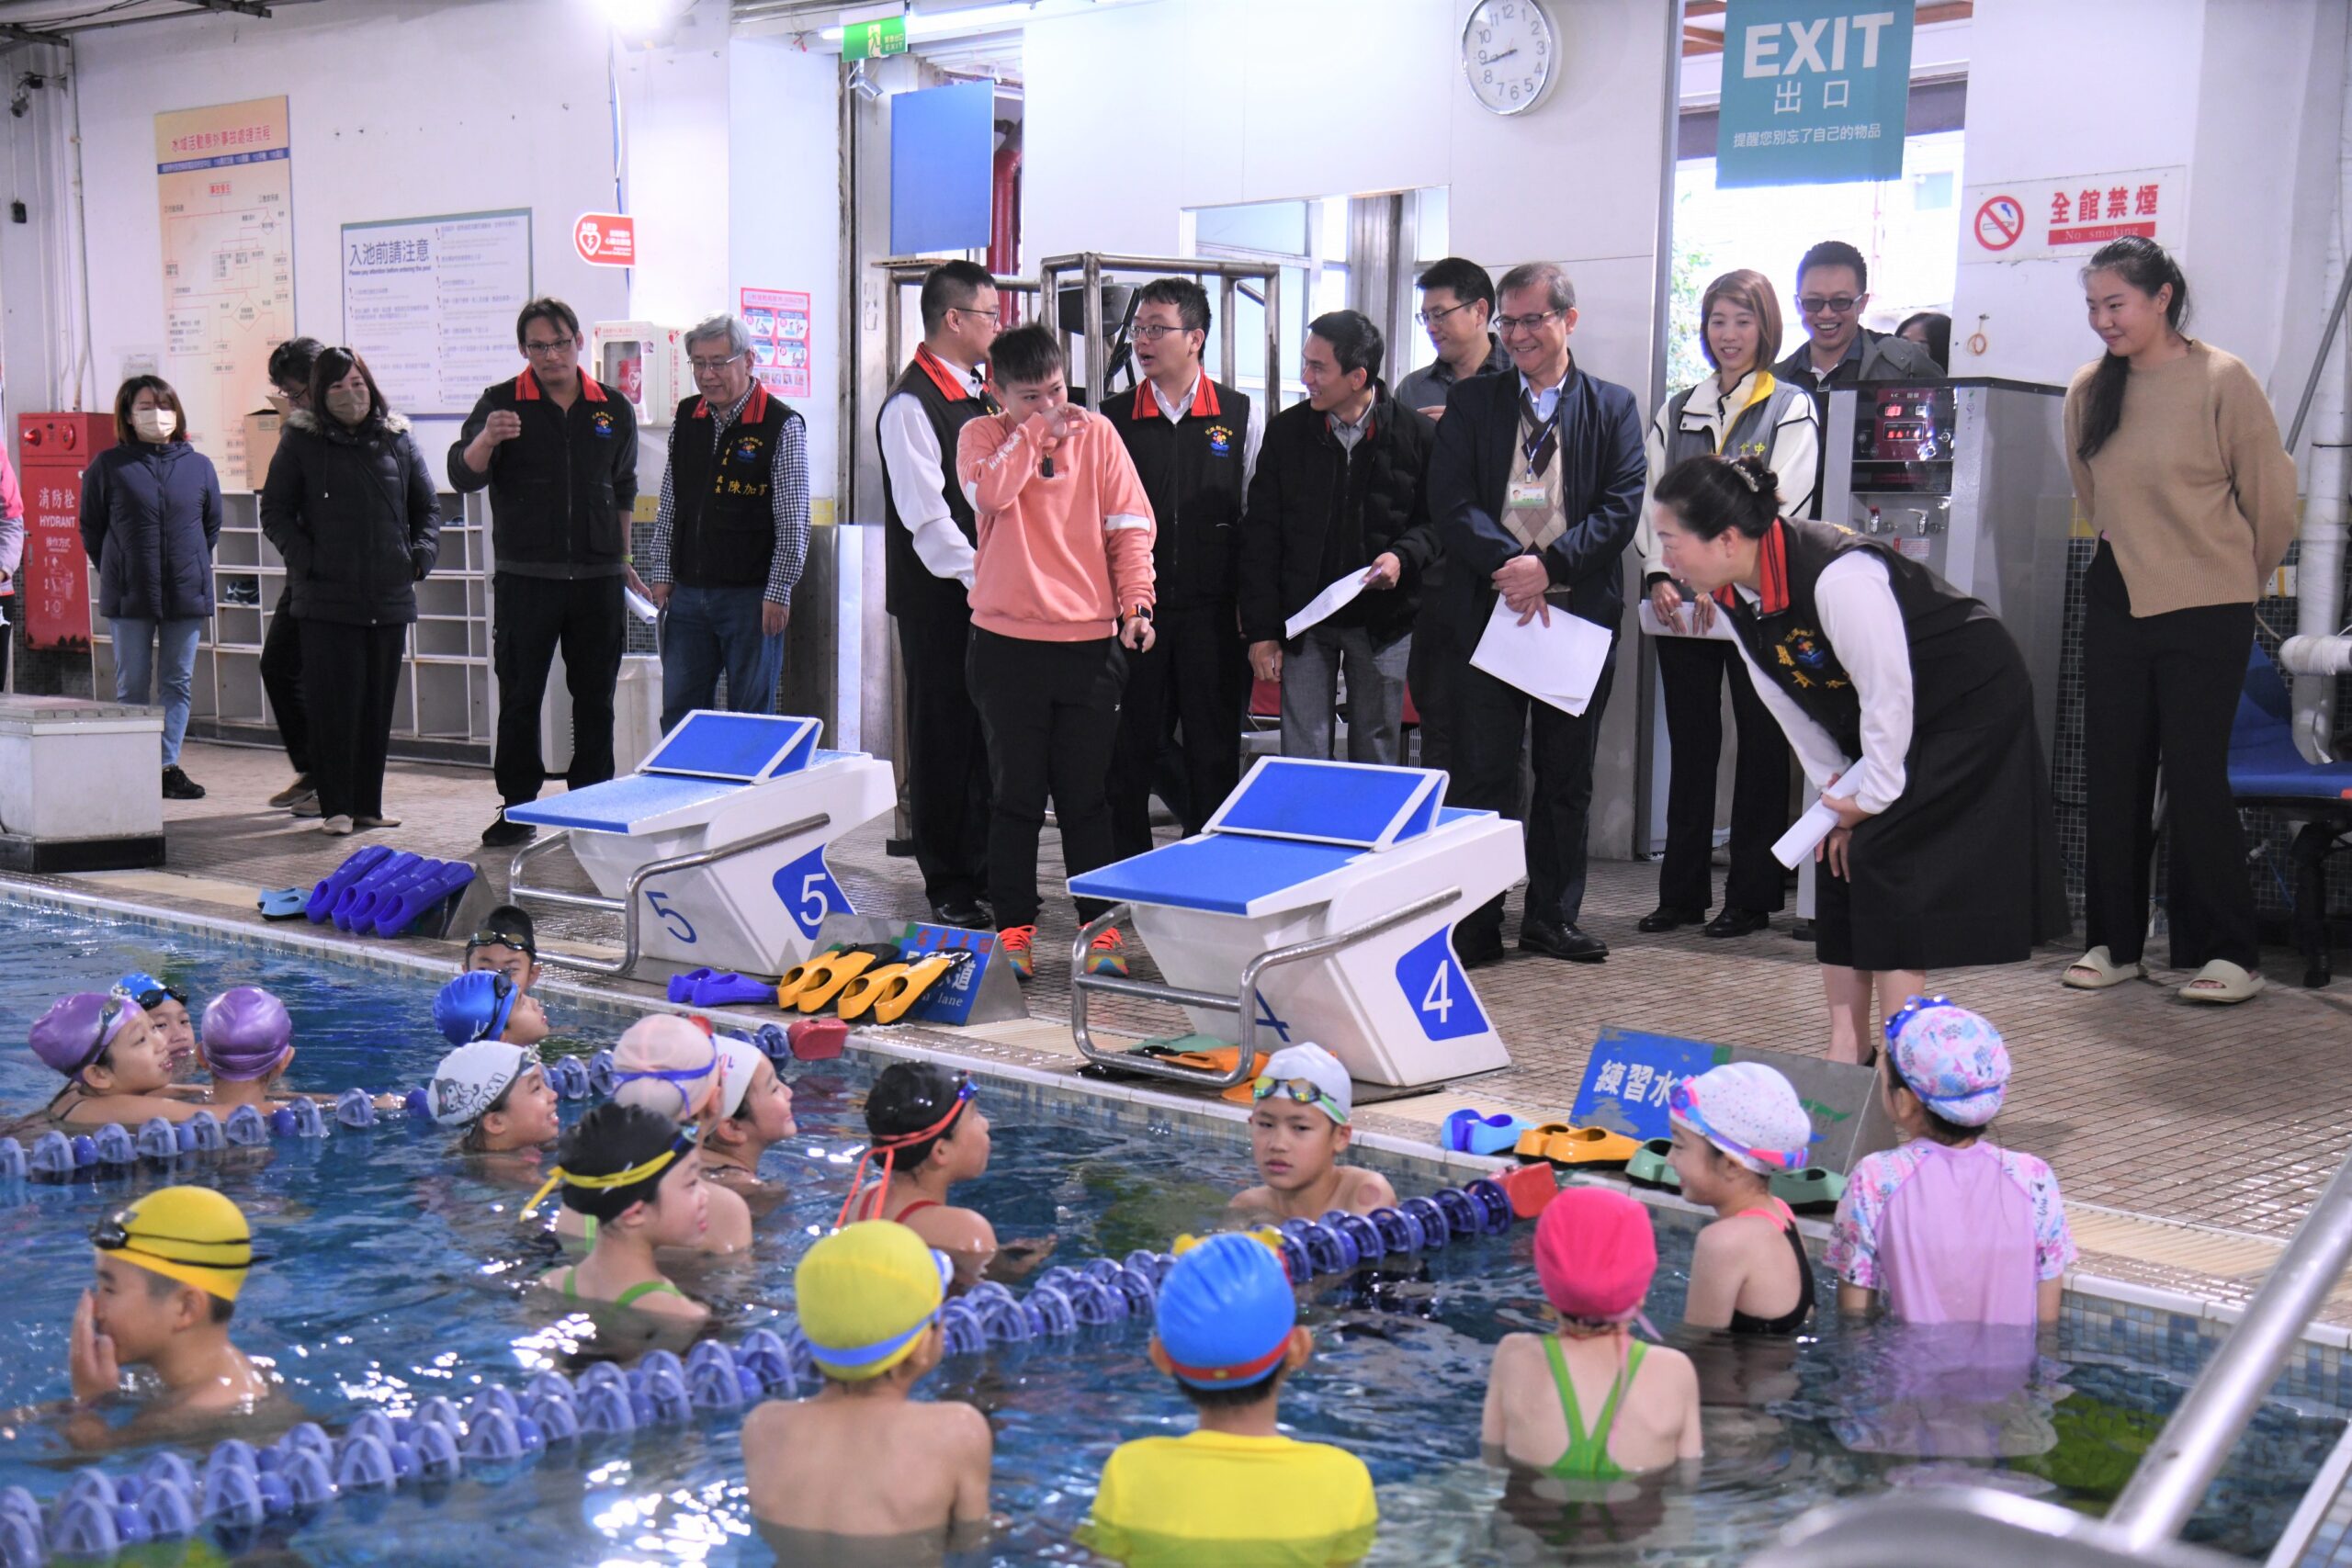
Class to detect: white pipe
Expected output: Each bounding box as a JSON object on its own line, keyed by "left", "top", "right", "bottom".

{"left": 2290, "top": 16, "right": 2352, "bottom": 763}
{"left": 2281, "top": 634, "right": 2352, "bottom": 677}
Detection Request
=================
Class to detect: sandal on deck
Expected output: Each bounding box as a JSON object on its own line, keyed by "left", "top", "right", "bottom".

{"left": 2179, "top": 959, "right": 2265, "bottom": 1005}
{"left": 2063, "top": 946, "right": 2145, "bottom": 990}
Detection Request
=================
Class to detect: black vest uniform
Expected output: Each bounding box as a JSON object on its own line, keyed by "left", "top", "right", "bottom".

{"left": 666, "top": 386, "right": 798, "bottom": 589}
{"left": 880, "top": 355, "right": 998, "bottom": 619}
{"left": 1723, "top": 518, "right": 2067, "bottom": 972}
{"left": 1098, "top": 378, "right": 1250, "bottom": 611}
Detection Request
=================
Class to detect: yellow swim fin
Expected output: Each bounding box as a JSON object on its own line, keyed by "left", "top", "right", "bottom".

{"left": 869, "top": 951, "right": 974, "bottom": 1024}
{"left": 776, "top": 944, "right": 850, "bottom": 1008}
{"left": 795, "top": 949, "right": 881, "bottom": 1013}
{"left": 833, "top": 962, "right": 910, "bottom": 1021}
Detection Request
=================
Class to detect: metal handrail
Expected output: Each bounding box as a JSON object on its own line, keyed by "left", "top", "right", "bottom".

{"left": 1746, "top": 1489, "right": 2248, "bottom": 1568}
{"left": 504, "top": 814, "right": 829, "bottom": 979}
{"left": 1068, "top": 889, "right": 1461, "bottom": 1090}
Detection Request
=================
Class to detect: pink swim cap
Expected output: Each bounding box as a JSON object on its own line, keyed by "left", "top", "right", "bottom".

{"left": 1532, "top": 1186, "right": 1657, "bottom": 1324}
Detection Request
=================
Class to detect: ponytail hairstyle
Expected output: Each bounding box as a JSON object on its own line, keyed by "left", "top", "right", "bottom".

{"left": 2075, "top": 236, "right": 2189, "bottom": 462}
{"left": 1652, "top": 452, "right": 1781, "bottom": 542}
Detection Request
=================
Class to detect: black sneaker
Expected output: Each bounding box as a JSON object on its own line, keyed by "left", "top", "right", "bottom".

{"left": 161, "top": 766, "right": 206, "bottom": 801}
{"left": 481, "top": 812, "right": 536, "bottom": 849}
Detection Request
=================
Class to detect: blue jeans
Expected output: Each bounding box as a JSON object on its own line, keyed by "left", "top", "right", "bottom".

{"left": 659, "top": 585, "right": 782, "bottom": 735}
{"left": 110, "top": 616, "right": 203, "bottom": 766}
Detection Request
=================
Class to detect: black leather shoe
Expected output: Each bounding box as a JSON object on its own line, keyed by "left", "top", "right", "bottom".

{"left": 1453, "top": 928, "right": 1507, "bottom": 969}
{"left": 1789, "top": 919, "right": 1816, "bottom": 944}
{"left": 481, "top": 812, "right": 536, "bottom": 849}
{"left": 1521, "top": 919, "right": 1609, "bottom": 962}
{"left": 1703, "top": 907, "right": 1771, "bottom": 939}
{"left": 933, "top": 901, "right": 989, "bottom": 930}
{"left": 1635, "top": 905, "right": 1705, "bottom": 934}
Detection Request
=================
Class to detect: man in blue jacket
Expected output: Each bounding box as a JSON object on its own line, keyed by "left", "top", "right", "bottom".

{"left": 1426, "top": 262, "right": 1645, "bottom": 967}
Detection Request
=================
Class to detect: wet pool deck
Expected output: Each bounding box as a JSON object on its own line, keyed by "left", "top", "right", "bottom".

{"left": 27, "top": 739, "right": 2352, "bottom": 1337}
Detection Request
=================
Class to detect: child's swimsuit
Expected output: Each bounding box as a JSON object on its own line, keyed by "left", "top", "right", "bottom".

{"left": 1725, "top": 1198, "right": 1816, "bottom": 1337}
{"left": 1540, "top": 1336, "right": 1648, "bottom": 1480}
{"left": 560, "top": 1268, "right": 684, "bottom": 1309}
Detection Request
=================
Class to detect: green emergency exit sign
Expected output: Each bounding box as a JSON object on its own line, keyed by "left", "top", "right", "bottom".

{"left": 842, "top": 17, "right": 907, "bottom": 60}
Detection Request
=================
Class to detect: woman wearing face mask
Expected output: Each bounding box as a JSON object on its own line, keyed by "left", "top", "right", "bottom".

{"left": 259, "top": 348, "right": 440, "bottom": 836}
{"left": 80, "top": 377, "right": 222, "bottom": 800}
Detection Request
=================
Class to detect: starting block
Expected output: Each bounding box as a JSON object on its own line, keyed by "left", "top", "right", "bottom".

{"left": 1067, "top": 758, "right": 1523, "bottom": 1089}
{"left": 503, "top": 711, "right": 893, "bottom": 980}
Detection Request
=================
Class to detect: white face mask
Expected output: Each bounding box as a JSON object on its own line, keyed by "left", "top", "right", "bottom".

{"left": 130, "top": 407, "right": 177, "bottom": 442}
{"left": 324, "top": 386, "right": 370, "bottom": 423}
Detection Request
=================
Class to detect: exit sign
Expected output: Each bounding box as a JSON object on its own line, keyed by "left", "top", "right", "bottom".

{"left": 842, "top": 17, "right": 907, "bottom": 60}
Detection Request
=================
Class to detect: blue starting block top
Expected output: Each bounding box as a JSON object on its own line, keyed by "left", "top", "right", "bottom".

{"left": 642, "top": 711, "right": 819, "bottom": 783}
{"left": 1204, "top": 758, "right": 1443, "bottom": 851}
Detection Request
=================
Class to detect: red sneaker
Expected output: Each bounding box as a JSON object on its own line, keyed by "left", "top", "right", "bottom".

{"left": 996, "top": 924, "right": 1036, "bottom": 983}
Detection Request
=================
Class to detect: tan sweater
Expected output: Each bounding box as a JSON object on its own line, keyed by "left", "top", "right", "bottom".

{"left": 2064, "top": 340, "right": 2299, "bottom": 616}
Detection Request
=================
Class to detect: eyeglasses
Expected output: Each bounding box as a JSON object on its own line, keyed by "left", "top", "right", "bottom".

{"left": 689, "top": 353, "right": 745, "bottom": 373}
{"left": 951, "top": 306, "right": 1001, "bottom": 322}
{"left": 1797, "top": 295, "right": 1861, "bottom": 316}
{"left": 1129, "top": 323, "right": 1194, "bottom": 343}
{"left": 522, "top": 337, "right": 577, "bottom": 357}
{"left": 1416, "top": 299, "right": 1478, "bottom": 327}
{"left": 1250, "top": 1074, "right": 1347, "bottom": 1123}
{"left": 1494, "top": 308, "right": 1566, "bottom": 334}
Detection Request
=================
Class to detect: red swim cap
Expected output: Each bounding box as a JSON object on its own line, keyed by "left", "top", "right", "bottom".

{"left": 1532, "top": 1186, "right": 1657, "bottom": 1323}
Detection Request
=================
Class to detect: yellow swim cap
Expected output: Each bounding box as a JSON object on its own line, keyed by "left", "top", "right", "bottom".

{"left": 92, "top": 1185, "right": 256, "bottom": 1302}
{"left": 797, "top": 1221, "right": 949, "bottom": 1382}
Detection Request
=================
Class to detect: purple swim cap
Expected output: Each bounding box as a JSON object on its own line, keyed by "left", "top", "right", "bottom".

{"left": 30, "top": 992, "right": 143, "bottom": 1078}
{"left": 200, "top": 987, "right": 294, "bottom": 1082}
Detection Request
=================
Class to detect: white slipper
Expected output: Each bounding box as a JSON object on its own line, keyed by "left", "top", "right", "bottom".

{"left": 2178, "top": 959, "right": 2265, "bottom": 1005}
{"left": 2062, "top": 945, "right": 2145, "bottom": 990}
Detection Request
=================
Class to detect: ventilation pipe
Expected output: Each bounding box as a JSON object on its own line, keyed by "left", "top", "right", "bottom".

{"left": 2289, "top": 19, "right": 2352, "bottom": 761}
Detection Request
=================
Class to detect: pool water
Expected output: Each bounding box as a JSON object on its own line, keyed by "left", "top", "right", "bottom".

{"left": 0, "top": 903, "right": 2338, "bottom": 1565}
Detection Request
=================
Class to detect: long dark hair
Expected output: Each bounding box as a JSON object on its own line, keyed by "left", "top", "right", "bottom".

{"left": 309, "top": 346, "right": 391, "bottom": 431}
{"left": 1653, "top": 452, "right": 1780, "bottom": 542}
{"left": 2075, "top": 237, "right": 2188, "bottom": 461}
{"left": 111, "top": 376, "right": 190, "bottom": 445}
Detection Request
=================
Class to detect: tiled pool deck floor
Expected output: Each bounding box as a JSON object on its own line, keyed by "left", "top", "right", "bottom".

{"left": 31, "top": 739, "right": 2352, "bottom": 1339}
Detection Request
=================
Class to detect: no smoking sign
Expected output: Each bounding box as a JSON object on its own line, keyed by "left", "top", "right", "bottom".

{"left": 1973, "top": 195, "right": 2024, "bottom": 253}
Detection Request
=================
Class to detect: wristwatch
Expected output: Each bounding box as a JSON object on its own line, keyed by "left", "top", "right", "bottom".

{"left": 1127, "top": 604, "right": 1152, "bottom": 623}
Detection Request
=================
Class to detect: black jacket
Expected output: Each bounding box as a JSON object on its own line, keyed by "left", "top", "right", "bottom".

{"left": 1238, "top": 386, "right": 1436, "bottom": 646}
{"left": 80, "top": 438, "right": 221, "bottom": 621}
{"left": 1426, "top": 362, "right": 1645, "bottom": 644}
{"left": 262, "top": 410, "right": 440, "bottom": 626}
{"left": 1099, "top": 377, "right": 1251, "bottom": 612}
{"left": 447, "top": 369, "right": 637, "bottom": 576}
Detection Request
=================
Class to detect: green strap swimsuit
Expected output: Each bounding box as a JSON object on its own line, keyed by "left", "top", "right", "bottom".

{"left": 1541, "top": 1336, "right": 1647, "bottom": 1480}
{"left": 561, "top": 1267, "right": 684, "bottom": 1309}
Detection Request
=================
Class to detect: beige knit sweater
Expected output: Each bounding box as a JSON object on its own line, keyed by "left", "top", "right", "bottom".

{"left": 2064, "top": 340, "right": 2299, "bottom": 616}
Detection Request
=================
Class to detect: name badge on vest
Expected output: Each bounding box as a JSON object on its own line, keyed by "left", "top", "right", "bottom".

{"left": 1508, "top": 477, "right": 1548, "bottom": 512}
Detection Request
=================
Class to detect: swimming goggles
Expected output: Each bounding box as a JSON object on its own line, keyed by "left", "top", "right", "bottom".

{"left": 466, "top": 926, "right": 537, "bottom": 958}
{"left": 91, "top": 1210, "right": 264, "bottom": 1270}
{"left": 520, "top": 1129, "right": 695, "bottom": 1219}
{"left": 801, "top": 1248, "right": 956, "bottom": 1371}
{"left": 67, "top": 996, "right": 139, "bottom": 1076}
{"left": 834, "top": 1075, "right": 977, "bottom": 1229}
{"left": 117, "top": 978, "right": 187, "bottom": 1011}
{"left": 1250, "top": 1075, "right": 1348, "bottom": 1126}
{"left": 1665, "top": 1077, "right": 1807, "bottom": 1172}
{"left": 610, "top": 1040, "right": 720, "bottom": 1115}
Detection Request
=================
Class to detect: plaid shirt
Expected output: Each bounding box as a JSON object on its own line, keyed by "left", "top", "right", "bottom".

{"left": 644, "top": 385, "right": 810, "bottom": 606}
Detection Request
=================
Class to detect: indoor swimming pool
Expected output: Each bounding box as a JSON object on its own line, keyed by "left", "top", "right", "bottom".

{"left": 0, "top": 901, "right": 2339, "bottom": 1565}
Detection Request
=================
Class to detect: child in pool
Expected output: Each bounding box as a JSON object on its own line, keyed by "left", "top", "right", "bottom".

{"left": 65, "top": 1185, "right": 274, "bottom": 1450}
{"left": 529, "top": 1102, "right": 709, "bottom": 1323}
{"left": 560, "top": 1012, "right": 753, "bottom": 1255}
{"left": 1079, "top": 1232, "right": 1377, "bottom": 1567}
{"left": 741, "top": 1222, "right": 991, "bottom": 1552}
{"left": 429, "top": 1039, "right": 560, "bottom": 1165}
{"left": 198, "top": 987, "right": 301, "bottom": 1114}
{"left": 844, "top": 1061, "right": 1052, "bottom": 1280}
{"left": 1666, "top": 1062, "right": 1818, "bottom": 1336}
{"left": 113, "top": 972, "right": 198, "bottom": 1081}
{"left": 30, "top": 993, "right": 213, "bottom": 1127}
{"left": 433, "top": 969, "right": 550, "bottom": 1053}
{"left": 700, "top": 1035, "right": 796, "bottom": 1214}
{"left": 1829, "top": 998, "right": 2075, "bottom": 1325}
{"left": 1482, "top": 1187, "right": 1702, "bottom": 1478}
{"left": 1228, "top": 1044, "right": 1396, "bottom": 1221}
{"left": 462, "top": 904, "right": 542, "bottom": 993}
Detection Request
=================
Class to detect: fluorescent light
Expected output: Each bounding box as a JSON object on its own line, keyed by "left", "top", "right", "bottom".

{"left": 820, "top": 2, "right": 1043, "bottom": 43}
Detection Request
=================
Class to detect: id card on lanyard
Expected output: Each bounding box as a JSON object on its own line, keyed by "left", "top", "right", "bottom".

{"left": 1510, "top": 406, "right": 1560, "bottom": 513}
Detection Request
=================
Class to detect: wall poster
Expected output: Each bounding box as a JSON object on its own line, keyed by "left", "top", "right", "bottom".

{"left": 739, "top": 287, "right": 811, "bottom": 400}
{"left": 343, "top": 209, "right": 535, "bottom": 418}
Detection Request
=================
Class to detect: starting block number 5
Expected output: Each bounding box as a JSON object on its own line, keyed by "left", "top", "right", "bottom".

{"left": 1394, "top": 927, "right": 1489, "bottom": 1042}
{"left": 773, "top": 846, "right": 849, "bottom": 939}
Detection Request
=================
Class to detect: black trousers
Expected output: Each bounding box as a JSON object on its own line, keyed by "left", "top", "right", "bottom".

{"left": 897, "top": 605, "right": 992, "bottom": 909}
{"left": 492, "top": 572, "right": 625, "bottom": 807}
{"left": 260, "top": 584, "right": 310, "bottom": 774}
{"left": 1655, "top": 636, "right": 1790, "bottom": 913}
{"left": 2081, "top": 543, "right": 2259, "bottom": 970}
{"left": 298, "top": 619, "right": 405, "bottom": 820}
{"left": 1454, "top": 632, "right": 1618, "bottom": 939}
{"left": 967, "top": 628, "right": 1125, "bottom": 931}
{"left": 1108, "top": 603, "right": 1249, "bottom": 859}
{"left": 1407, "top": 604, "right": 1463, "bottom": 775}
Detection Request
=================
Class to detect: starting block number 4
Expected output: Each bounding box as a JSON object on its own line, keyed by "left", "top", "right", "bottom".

{"left": 772, "top": 846, "right": 849, "bottom": 939}
{"left": 1394, "top": 928, "right": 1488, "bottom": 1042}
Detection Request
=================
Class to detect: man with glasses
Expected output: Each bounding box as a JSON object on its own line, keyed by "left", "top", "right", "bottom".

{"left": 259, "top": 336, "right": 323, "bottom": 817}
{"left": 641, "top": 313, "right": 808, "bottom": 733}
{"left": 450, "top": 298, "right": 639, "bottom": 848}
{"left": 878, "top": 260, "right": 1001, "bottom": 929}
{"left": 1775, "top": 241, "right": 1941, "bottom": 514}
{"left": 1099, "top": 276, "right": 1260, "bottom": 858}
{"left": 1427, "top": 261, "right": 1645, "bottom": 966}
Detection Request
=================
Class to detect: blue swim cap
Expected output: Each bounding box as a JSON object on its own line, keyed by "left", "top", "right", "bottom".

{"left": 113, "top": 971, "right": 186, "bottom": 1008}
{"left": 434, "top": 971, "right": 518, "bottom": 1047}
{"left": 1153, "top": 1233, "right": 1296, "bottom": 1391}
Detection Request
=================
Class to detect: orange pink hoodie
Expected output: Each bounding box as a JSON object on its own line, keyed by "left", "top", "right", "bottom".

{"left": 955, "top": 409, "right": 1156, "bottom": 642}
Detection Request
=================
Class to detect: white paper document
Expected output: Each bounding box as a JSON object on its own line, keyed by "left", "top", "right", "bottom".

{"left": 1469, "top": 595, "right": 1614, "bottom": 716}
{"left": 1771, "top": 798, "right": 1843, "bottom": 869}
{"left": 1637, "top": 599, "right": 1738, "bottom": 641}
{"left": 1284, "top": 571, "right": 1369, "bottom": 641}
